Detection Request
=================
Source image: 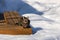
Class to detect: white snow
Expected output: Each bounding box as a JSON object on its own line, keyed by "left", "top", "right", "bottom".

{"left": 0, "top": 0, "right": 60, "bottom": 40}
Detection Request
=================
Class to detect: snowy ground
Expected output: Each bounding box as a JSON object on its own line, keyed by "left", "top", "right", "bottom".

{"left": 0, "top": 0, "right": 60, "bottom": 40}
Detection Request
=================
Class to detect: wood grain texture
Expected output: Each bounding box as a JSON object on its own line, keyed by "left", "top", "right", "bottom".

{"left": 0, "top": 11, "right": 32, "bottom": 35}
{"left": 0, "top": 25, "right": 32, "bottom": 35}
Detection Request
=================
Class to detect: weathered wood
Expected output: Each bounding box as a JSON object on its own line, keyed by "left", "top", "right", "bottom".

{"left": 0, "top": 25, "right": 32, "bottom": 35}
{"left": 4, "top": 11, "right": 20, "bottom": 25}
{"left": 0, "top": 11, "right": 32, "bottom": 35}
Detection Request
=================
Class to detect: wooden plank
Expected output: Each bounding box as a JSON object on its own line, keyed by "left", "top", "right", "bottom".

{"left": 2, "top": 11, "right": 32, "bottom": 35}
{"left": 0, "top": 25, "right": 32, "bottom": 35}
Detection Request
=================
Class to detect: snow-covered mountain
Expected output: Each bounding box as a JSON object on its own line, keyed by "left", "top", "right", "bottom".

{"left": 0, "top": 0, "right": 60, "bottom": 40}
